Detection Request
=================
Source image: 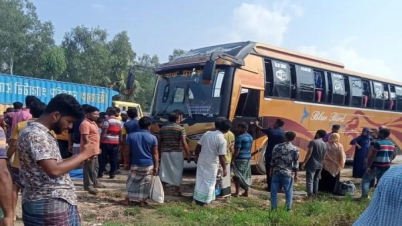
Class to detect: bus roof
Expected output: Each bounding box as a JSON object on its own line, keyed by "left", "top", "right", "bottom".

{"left": 158, "top": 41, "right": 402, "bottom": 86}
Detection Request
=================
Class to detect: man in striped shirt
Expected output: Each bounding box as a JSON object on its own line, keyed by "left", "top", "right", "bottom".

{"left": 99, "top": 107, "right": 122, "bottom": 179}
{"left": 361, "top": 128, "right": 395, "bottom": 198}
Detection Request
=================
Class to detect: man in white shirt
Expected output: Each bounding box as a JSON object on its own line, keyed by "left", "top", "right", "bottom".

{"left": 193, "top": 119, "right": 231, "bottom": 206}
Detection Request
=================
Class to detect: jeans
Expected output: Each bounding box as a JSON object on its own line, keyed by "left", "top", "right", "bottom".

{"left": 271, "top": 174, "right": 293, "bottom": 211}
{"left": 361, "top": 167, "right": 388, "bottom": 197}
{"left": 306, "top": 169, "right": 321, "bottom": 196}
{"left": 265, "top": 155, "right": 272, "bottom": 190}
{"left": 98, "top": 143, "right": 119, "bottom": 177}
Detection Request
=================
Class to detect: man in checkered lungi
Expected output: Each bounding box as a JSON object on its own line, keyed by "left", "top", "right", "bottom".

{"left": 122, "top": 116, "right": 159, "bottom": 207}
{"left": 17, "top": 94, "right": 98, "bottom": 226}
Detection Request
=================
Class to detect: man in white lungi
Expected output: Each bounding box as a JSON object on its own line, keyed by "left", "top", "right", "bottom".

{"left": 193, "top": 119, "right": 231, "bottom": 206}
{"left": 159, "top": 112, "right": 191, "bottom": 196}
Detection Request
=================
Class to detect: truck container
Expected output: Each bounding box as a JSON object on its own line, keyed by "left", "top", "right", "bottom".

{"left": 0, "top": 73, "right": 119, "bottom": 113}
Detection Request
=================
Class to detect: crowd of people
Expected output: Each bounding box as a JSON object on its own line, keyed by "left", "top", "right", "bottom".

{"left": 0, "top": 93, "right": 400, "bottom": 225}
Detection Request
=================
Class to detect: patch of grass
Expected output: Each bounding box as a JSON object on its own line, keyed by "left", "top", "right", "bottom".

{"left": 124, "top": 207, "right": 141, "bottom": 216}
{"left": 156, "top": 195, "right": 370, "bottom": 226}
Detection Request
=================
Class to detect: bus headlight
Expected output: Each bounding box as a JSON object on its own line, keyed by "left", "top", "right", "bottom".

{"left": 187, "top": 133, "right": 205, "bottom": 140}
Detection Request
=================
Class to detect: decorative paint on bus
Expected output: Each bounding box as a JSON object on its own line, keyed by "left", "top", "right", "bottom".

{"left": 145, "top": 41, "right": 402, "bottom": 175}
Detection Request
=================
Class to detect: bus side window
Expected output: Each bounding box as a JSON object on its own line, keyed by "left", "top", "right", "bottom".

{"left": 271, "top": 60, "right": 291, "bottom": 98}
{"left": 314, "top": 70, "right": 325, "bottom": 103}
{"left": 295, "top": 65, "right": 314, "bottom": 102}
{"left": 361, "top": 80, "right": 372, "bottom": 108}
{"left": 389, "top": 85, "right": 396, "bottom": 111}
{"left": 264, "top": 60, "right": 274, "bottom": 97}
{"left": 349, "top": 76, "right": 363, "bottom": 107}
{"left": 383, "top": 84, "right": 392, "bottom": 110}
{"left": 395, "top": 86, "right": 402, "bottom": 112}
{"left": 330, "top": 73, "right": 346, "bottom": 105}
{"left": 290, "top": 65, "right": 297, "bottom": 99}
{"left": 326, "top": 72, "right": 332, "bottom": 104}
{"left": 344, "top": 75, "right": 351, "bottom": 106}
{"left": 373, "top": 81, "right": 384, "bottom": 110}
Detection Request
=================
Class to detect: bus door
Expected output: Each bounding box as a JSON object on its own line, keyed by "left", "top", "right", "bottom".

{"left": 232, "top": 87, "right": 260, "bottom": 140}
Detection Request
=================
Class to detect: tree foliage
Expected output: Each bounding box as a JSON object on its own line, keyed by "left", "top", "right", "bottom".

{"left": 168, "top": 49, "right": 186, "bottom": 61}
{"left": 0, "top": 0, "right": 186, "bottom": 112}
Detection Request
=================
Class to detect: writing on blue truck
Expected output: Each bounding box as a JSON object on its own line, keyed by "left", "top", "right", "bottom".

{"left": 0, "top": 73, "right": 119, "bottom": 110}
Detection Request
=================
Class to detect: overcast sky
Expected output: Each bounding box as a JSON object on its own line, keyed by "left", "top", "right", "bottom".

{"left": 31, "top": 0, "right": 402, "bottom": 81}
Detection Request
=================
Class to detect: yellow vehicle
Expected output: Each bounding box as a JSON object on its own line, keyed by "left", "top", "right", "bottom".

{"left": 112, "top": 101, "right": 144, "bottom": 119}
{"left": 139, "top": 41, "right": 402, "bottom": 174}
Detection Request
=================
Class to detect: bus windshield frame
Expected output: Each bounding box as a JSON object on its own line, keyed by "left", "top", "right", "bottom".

{"left": 150, "top": 66, "right": 233, "bottom": 119}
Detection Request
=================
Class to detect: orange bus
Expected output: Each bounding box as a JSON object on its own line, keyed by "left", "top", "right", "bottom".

{"left": 138, "top": 41, "right": 402, "bottom": 174}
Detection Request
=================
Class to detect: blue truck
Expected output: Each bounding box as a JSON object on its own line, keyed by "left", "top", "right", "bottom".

{"left": 0, "top": 73, "right": 119, "bottom": 112}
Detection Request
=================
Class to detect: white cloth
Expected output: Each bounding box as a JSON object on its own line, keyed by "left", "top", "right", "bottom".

{"left": 159, "top": 152, "right": 184, "bottom": 186}
{"left": 193, "top": 162, "right": 219, "bottom": 204}
{"left": 193, "top": 130, "right": 227, "bottom": 203}
{"left": 221, "top": 163, "right": 231, "bottom": 196}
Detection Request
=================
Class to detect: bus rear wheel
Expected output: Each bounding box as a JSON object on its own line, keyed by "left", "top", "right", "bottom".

{"left": 252, "top": 146, "right": 266, "bottom": 175}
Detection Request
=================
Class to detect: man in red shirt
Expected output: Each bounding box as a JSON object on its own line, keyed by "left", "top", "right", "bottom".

{"left": 99, "top": 107, "right": 122, "bottom": 179}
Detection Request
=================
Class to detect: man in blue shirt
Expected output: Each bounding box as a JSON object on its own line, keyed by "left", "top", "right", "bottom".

{"left": 232, "top": 122, "right": 253, "bottom": 197}
{"left": 123, "top": 116, "right": 159, "bottom": 207}
{"left": 354, "top": 165, "right": 402, "bottom": 226}
{"left": 121, "top": 108, "right": 140, "bottom": 170}
{"left": 254, "top": 119, "right": 285, "bottom": 191}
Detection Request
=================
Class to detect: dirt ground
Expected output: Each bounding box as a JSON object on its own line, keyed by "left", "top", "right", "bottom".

{"left": 12, "top": 156, "right": 402, "bottom": 226}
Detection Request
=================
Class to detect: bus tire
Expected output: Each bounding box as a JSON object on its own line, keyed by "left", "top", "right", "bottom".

{"left": 252, "top": 146, "right": 267, "bottom": 175}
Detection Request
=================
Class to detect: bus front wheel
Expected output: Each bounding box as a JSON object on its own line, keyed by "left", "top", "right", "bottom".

{"left": 252, "top": 146, "right": 267, "bottom": 175}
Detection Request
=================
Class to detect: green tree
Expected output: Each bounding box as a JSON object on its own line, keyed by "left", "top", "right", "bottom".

{"left": 168, "top": 49, "right": 186, "bottom": 61}
{"left": 62, "top": 26, "right": 111, "bottom": 85}
{"left": 133, "top": 54, "right": 159, "bottom": 111}
{"left": 0, "top": 0, "right": 45, "bottom": 75}
{"left": 40, "top": 46, "right": 67, "bottom": 80}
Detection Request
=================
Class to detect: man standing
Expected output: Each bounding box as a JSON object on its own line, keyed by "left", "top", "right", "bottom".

{"left": 17, "top": 94, "right": 97, "bottom": 225}
{"left": 361, "top": 128, "right": 395, "bottom": 199}
{"left": 10, "top": 96, "right": 39, "bottom": 135}
{"left": 354, "top": 165, "right": 402, "bottom": 226}
{"left": 253, "top": 119, "right": 285, "bottom": 191}
{"left": 80, "top": 106, "right": 104, "bottom": 195}
{"left": 121, "top": 108, "right": 140, "bottom": 170}
{"left": 159, "top": 113, "right": 191, "bottom": 196}
{"left": 302, "top": 129, "right": 327, "bottom": 198}
{"left": 99, "top": 107, "right": 122, "bottom": 179}
{"left": 323, "top": 124, "right": 340, "bottom": 142}
{"left": 0, "top": 126, "right": 13, "bottom": 226}
{"left": 7, "top": 101, "right": 46, "bottom": 221}
{"left": 232, "top": 122, "right": 253, "bottom": 197}
{"left": 193, "top": 119, "right": 231, "bottom": 206}
{"left": 270, "top": 131, "right": 299, "bottom": 211}
{"left": 216, "top": 117, "right": 235, "bottom": 198}
{"left": 123, "top": 117, "right": 159, "bottom": 207}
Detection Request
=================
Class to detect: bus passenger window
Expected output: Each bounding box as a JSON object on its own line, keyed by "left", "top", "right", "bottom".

{"left": 362, "top": 80, "right": 372, "bottom": 108}
{"left": 349, "top": 76, "right": 363, "bottom": 107}
{"left": 373, "top": 82, "right": 384, "bottom": 110}
{"left": 327, "top": 72, "right": 332, "bottom": 103}
{"left": 271, "top": 60, "right": 291, "bottom": 98}
{"left": 290, "top": 65, "right": 297, "bottom": 99}
{"left": 314, "top": 71, "right": 324, "bottom": 102}
{"left": 295, "top": 65, "right": 314, "bottom": 102}
{"left": 395, "top": 86, "right": 402, "bottom": 112}
{"left": 383, "top": 84, "right": 391, "bottom": 110}
{"left": 389, "top": 85, "right": 396, "bottom": 110}
{"left": 344, "top": 75, "right": 351, "bottom": 106}
{"left": 330, "top": 73, "right": 346, "bottom": 105}
{"left": 264, "top": 60, "right": 274, "bottom": 96}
